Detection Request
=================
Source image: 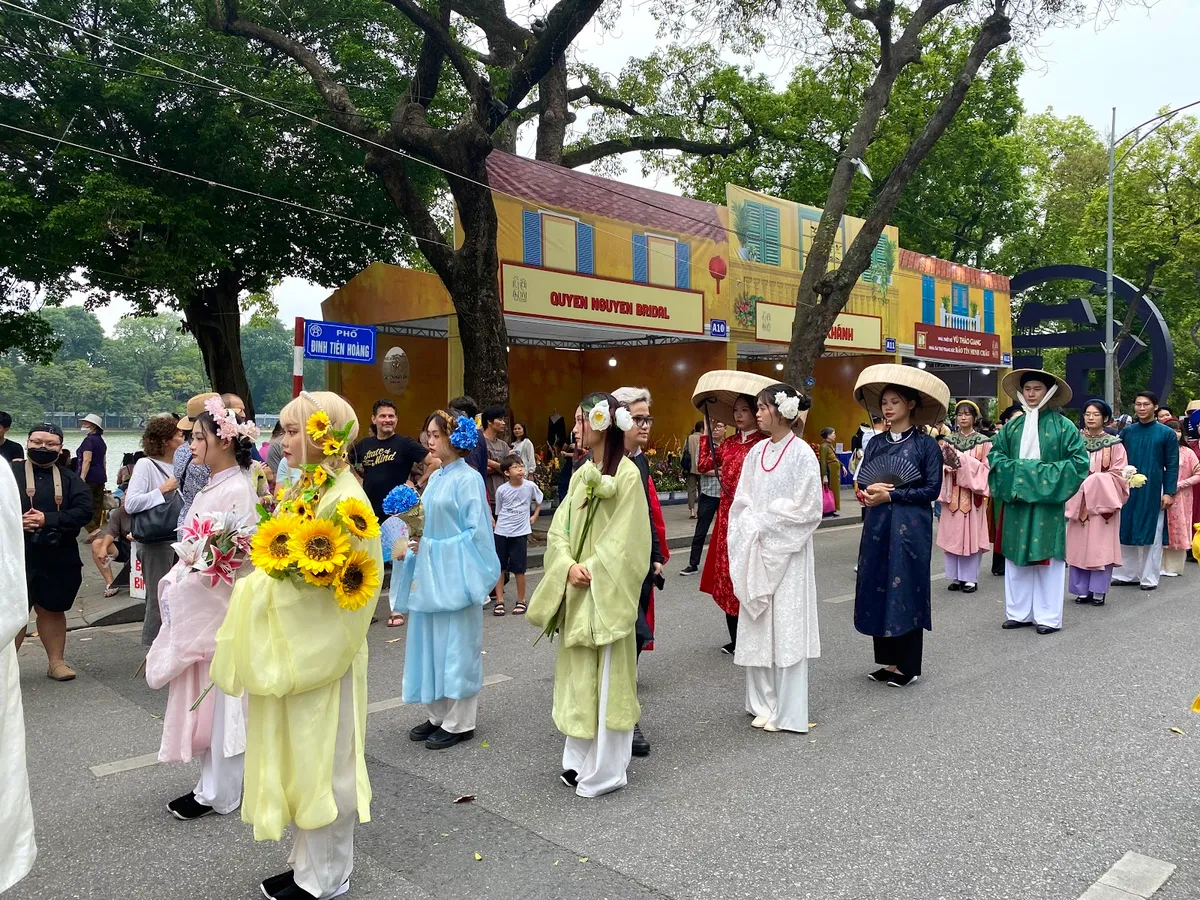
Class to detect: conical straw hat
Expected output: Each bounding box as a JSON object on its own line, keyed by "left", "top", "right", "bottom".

{"left": 1001, "top": 369, "right": 1071, "bottom": 408}
{"left": 854, "top": 363, "right": 950, "bottom": 428}
{"left": 691, "top": 370, "right": 778, "bottom": 426}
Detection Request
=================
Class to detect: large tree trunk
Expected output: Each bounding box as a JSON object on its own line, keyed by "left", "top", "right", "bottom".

{"left": 183, "top": 268, "right": 255, "bottom": 417}
{"left": 534, "top": 55, "right": 572, "bottom": 164}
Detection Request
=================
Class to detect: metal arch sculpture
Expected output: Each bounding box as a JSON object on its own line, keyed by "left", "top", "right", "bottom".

{"left": 1008, "top": 264, "right": 1174, "bottom": 411}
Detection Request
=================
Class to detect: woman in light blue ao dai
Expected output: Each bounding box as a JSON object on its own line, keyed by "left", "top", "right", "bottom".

{"left": 390, "top": 409, "right": 500, "bottom": 750}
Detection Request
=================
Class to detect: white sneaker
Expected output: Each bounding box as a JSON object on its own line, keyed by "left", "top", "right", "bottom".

{"left": 751, "top": 715, "right": 768, "bottom": 728}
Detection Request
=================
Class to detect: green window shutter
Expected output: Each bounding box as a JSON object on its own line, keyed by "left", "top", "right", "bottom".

{"left": 862, "top": 235, "right": 888, "bottom": 283}
{"left": 762, "top": 205, "right": 781, "bottom": 267}
{"left": 743, "top": 201, "right": 763, "bottom": 262}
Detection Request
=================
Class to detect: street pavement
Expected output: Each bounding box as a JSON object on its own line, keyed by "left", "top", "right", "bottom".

{"left": 10, "top": 520, "right": 1200, "bottom": 900}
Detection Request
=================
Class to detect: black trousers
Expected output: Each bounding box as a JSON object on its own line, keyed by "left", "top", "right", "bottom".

{"left": 873, "top": 628, "right": 924, "bottom": 677}
{"left": 688, "top": 493, "right": 720, "bottom": 569}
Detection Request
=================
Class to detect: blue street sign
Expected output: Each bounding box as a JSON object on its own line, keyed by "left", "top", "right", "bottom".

{"left": 709, "top": 319, "right": 729, "bottom": 339}
{"left": 1001, "top": 352, "right": 1012, "bottom": 366}
{"left": 804, "top": 376, "right": 816, "bottom": 388}
{"left": 884, "top": 337, "right": 897, "bottom": 353}
{"left": 304, "top": 319, "right": 376, "bottom": 364}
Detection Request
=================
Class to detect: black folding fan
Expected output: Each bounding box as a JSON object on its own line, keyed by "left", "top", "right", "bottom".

{"left": 855, "top": 456, "right": 921, "bottom": 489}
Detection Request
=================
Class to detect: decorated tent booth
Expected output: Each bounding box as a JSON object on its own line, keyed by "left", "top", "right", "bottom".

{"left": 322, "top": 151, "right": 1014, "bottom": 457}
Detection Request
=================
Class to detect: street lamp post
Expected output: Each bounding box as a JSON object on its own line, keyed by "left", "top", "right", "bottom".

{"left": 1104, "top": 100, "right": 1200, "bottom": 409}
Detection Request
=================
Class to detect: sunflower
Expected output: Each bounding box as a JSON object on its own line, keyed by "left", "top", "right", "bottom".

{"left": 250, "top": 516, "right": 299, "bottom": 573}
{"left": 334, "top": 550, "right": 380, "bottom": 611}
{"left": 302, "top": 564, "right": 338, "bottom": 588}
{"left": 290, "top": 498, "right": 314, "bottom": 520}
{"left": 306, "top": 411, "right": 331, "bottom": 441}
{"left": 337, "top": 496, "right": 380, "bottom": 539}
{"left": 322, "top": 437, "right": 345, "bottom": 457}
{"left": 298, "top": 470, "right": 313, "bottom": 490}
{"left": 288, "top": 518, "right": 350, "bottom": 574}
{"left": 311, "top": 466, "right": 329, "bottom": 487}
{"left": 275, "top": 485, "right": 288, "bottom": 502}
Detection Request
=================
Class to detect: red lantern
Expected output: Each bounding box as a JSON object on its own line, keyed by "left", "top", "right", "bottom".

{"left": 708, "top": 256, "right": 727, "bottom": 293}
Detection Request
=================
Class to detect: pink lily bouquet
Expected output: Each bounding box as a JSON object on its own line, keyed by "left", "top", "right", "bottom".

{"left": 172, "top": 510, "right": 256, "bottom": 588}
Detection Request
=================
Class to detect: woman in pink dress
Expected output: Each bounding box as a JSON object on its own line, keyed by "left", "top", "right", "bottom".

{"left": 145, "top": 399, "right": 259, "bottom": 821}
{"left": 936, "top": 401, "right": 991, "bottom": 593}
{"left": 1162, "top": 418, "right": 1199, "bottom": 576}
{"left": 1065, "top": 400, "right": 1129, "bottom": 605}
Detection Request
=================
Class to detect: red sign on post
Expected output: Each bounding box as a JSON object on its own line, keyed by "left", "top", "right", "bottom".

{"left": 914, "top": 324, "right": 1000, "bottom": 364}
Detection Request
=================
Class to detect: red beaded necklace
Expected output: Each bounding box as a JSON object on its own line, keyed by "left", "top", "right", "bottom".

{"left": 760, "top": 434, "right": 796, "bottom": 473}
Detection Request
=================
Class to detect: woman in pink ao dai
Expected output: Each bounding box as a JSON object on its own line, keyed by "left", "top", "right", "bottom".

{"left": 1065, "top": 400, "right": 1130, "bottom": 605}
{"left": 936, "top": 401, "right": 992, "bottom": 593}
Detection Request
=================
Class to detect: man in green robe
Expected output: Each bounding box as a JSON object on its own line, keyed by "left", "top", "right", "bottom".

{"left": 989, "top": 370, "right": 1089, "bottom": 634}
{"left": 1115, "top": 390, "right": 1178, "bottom": 589}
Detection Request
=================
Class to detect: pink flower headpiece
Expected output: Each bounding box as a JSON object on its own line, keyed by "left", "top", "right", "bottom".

{"left": 203, "top": 396, "right": 261, "bottom": 443}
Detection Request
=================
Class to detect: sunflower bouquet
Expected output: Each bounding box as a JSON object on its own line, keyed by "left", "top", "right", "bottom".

{"left": 248, "top": 411, "right": 382, "bottom": 612}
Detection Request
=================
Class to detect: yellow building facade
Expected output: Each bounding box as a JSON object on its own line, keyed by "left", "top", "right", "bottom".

{"left": 322, "top": 151, "right": 1013, "bottom": 454}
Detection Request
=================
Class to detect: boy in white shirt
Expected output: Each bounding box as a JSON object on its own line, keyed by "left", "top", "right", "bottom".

{"left": 492, "top": 454, "right": 544, "bottom": 616}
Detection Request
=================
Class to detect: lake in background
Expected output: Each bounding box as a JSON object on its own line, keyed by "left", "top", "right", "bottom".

{"left": 79, "top": 432, "right": 272, "bottom": 488}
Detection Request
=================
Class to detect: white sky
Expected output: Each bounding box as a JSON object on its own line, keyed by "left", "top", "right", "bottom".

{"left": 72, "top": 0, "right": 1198, "bottom": 334}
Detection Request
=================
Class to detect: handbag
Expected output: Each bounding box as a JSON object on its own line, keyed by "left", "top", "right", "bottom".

{"left": 821, "top": 484, "right": 836, "bottom": 516}
{"left": 131, "top": 461, "right": 183, "bottom": 544}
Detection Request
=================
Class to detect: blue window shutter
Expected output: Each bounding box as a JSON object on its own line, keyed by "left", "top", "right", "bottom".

{"left": 762, "top": 205, "right": 781, "bottom": 266}
{"left": 984, "top": 290, "right": 995, "bottom": 333}
{"left": 921, "top": 276, "right": 936, "bottom": 324}
{"left": 522, "top": 210, "right": 542, "bottom": 266}
{"left": 952, "top": 283, "right": 968, "bottom": 316}
{"left": 632, "top": 233, "right": 648, "bottom": 283}
{"left": 576, "top": 223, "right": 594, "bottom": 274}
{"left": 675, "top": 241, "right": 690, "bottom": 289}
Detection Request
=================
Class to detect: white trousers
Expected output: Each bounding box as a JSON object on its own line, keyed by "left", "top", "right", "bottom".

{"left": 562, "top": 645, "right": 632, "bottom": 799}
{"left": 1004, "top": 559, "right": 1066, "bottom": 629}
{"left": 1116, "top": 512, "right": 1165, "bottom": 587}
{"left": 1162, "top": 549, "right": 1187, "bottom": 576}
{"left": 290, "top": 671, "right": 356, "bottom": 899}
{"left": 193, "top": 688, "right": 244, "bottom": 815}
{"left": 744, "top": 660, "right": 810, "bottom": 733}
{"left": 427, "top": 694, "right": 478, "bottom": 734}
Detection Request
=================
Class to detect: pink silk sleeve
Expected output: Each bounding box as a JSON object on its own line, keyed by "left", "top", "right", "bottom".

{"left": 1083, "top": 443, "right": 1130, "bottom": 517}
{"left": 954, "top": 441, "right": 992, "bottom": 495}
{"left": 1178, "top": 447, "right": 1200, "bottom": 488}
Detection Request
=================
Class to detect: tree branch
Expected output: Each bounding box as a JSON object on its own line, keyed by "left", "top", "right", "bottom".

{"left": 378, "top": 0, "right": 488, "bottom": 113}
{"left": 399, "top": 0, "right": 451, "bottom": 109}
{"left": 567, "top": 85, "right": 642, "bottom": 118}
{"left": 449, "top": 0, "right": 530, "bottom": 64}
{"left": 561, "top": 133, "right": 755, "bottom": 169}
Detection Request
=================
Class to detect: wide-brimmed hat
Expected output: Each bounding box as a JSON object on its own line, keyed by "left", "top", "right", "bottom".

{"left": 854, "top": 364, "right": 950, "bottom": 428}
{"left": 691, "top": 370, "right": 778, "bottom": 426}
{"left": 80, "top": 413, "right": 104, "bottom": 430}
{"left": 1001, "top": 369, "right": 1071, "bottom": 408}
{"left": 1186, "top": 399, "right": 1200, "bottom": 413}
{"left": 177, "top": 392, "right": 220, "bottom": 431}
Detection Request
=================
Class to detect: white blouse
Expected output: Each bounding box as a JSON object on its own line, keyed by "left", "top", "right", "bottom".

{"left": 124, "top": 456, "right": 175, "bottom": 514}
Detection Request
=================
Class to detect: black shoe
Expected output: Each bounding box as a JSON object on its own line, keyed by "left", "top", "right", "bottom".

{"left": 167, "top": 792, "right": 213, "bottom": 821}
{"left": 409, "top": 720, "right": 439, "bottom": 741}
{"left": 425, "top": 727, "right": 474, "bottom": 750}
{"left": 560, "top": 769, "right": 578, "bottom": 787}
{"left": 961, "top": 582, "right": 977, "bottom": 594}
{"left": 1036, "top": 624, "right": 1060, "bottom": 635}
{"left": 1090, "top": 594, "right": 1106, "bottom": 606}
{"left": 867, "top": 667, "right": 893, "bottom": 683}
{"left": 271, "top": 878, "right": 349, "bottom": 900}
{"left": 260, "top": 871, "right": 295, "bottom": 899}
{"left": 1112, "top": 579, "right": 1138, "bottom": 587}
{"left": 1140, "top": 584, "right": 1157, "bottom": 591}
{"left": 886, "top": 673, "right": 917, "bottom": 687}
{"left": 679, "top": 565, "right": 699, "bottom": 576}
{"left": 1001, "top": 619, "right": 1033, "bottom": 629}
{"left": 631, "top": 723, "right": 650, "bottom": 757}
{"left": 947, "top": 581, "right": 962, "bottom": 592}
{"left": 721, "top": 641, "right": 736, "bottom": 655}
{"left": 1073, "top": 594, "right": 1092, "bottom": 604}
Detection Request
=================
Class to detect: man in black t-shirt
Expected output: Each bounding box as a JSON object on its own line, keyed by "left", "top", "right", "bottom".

{"left": 349, "top": 399, "right": 433, "bottom": 519}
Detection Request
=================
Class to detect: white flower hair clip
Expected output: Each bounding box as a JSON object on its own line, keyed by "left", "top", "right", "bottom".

{"left": 774, "top": 391, "right": 801, "bottom": 421}
{"left": 614, "top": 406, "right": 634, "bottom": 432}
{"left": 588, "top": 399, "right": 613, "bottom": 432}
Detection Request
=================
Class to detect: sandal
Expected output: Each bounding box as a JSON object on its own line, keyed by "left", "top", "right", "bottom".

{"left": 387, "top": 613, "right": 405, "bottom": 627}
{"left": 47, "top": 662, "right": 76, "bottom": 681}
{"left": 493, "top": 602, "right": 506, "bottom": 617}
{"left": 512, "top": 603, "right": 527, "bottom": 615}
{"left": 103, "top": 585, "right": 120, "bottom": 598}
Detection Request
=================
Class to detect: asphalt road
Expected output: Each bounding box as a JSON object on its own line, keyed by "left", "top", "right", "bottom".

{"left": 10, "top": 522, "right": 1200, "bottom": 900}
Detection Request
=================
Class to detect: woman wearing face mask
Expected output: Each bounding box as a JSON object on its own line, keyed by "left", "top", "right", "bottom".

{"left": 210, "top": 391, "right": 382, "bottom": 900}
{"left": 726, "top": 384, "right": 821, "bottom": 733}
{"left": 144, "top": 397, "right": 259, "bottom": 822}
{"left": 691, "top": 371, "right": 776, "bottom": 655}
{"left": 77, "top": 413, "right": 108, "bottom": 537}
{"left": 390, "top": 410, "right": 500, "bottom": 751}
{"left": 527, "top": 393, "right": 649, "bottom": 797}
{"left": 936, "top": 401, "right": 992, "bottom": 593}
{"left": 1064, "top": 399, "right": 1129, "bottom": 605}
{"left": 124, "top": 416, "right": 186, "bottom": 647}
{"left": 852, "top": 365, "right": 948, "bottom": 688}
